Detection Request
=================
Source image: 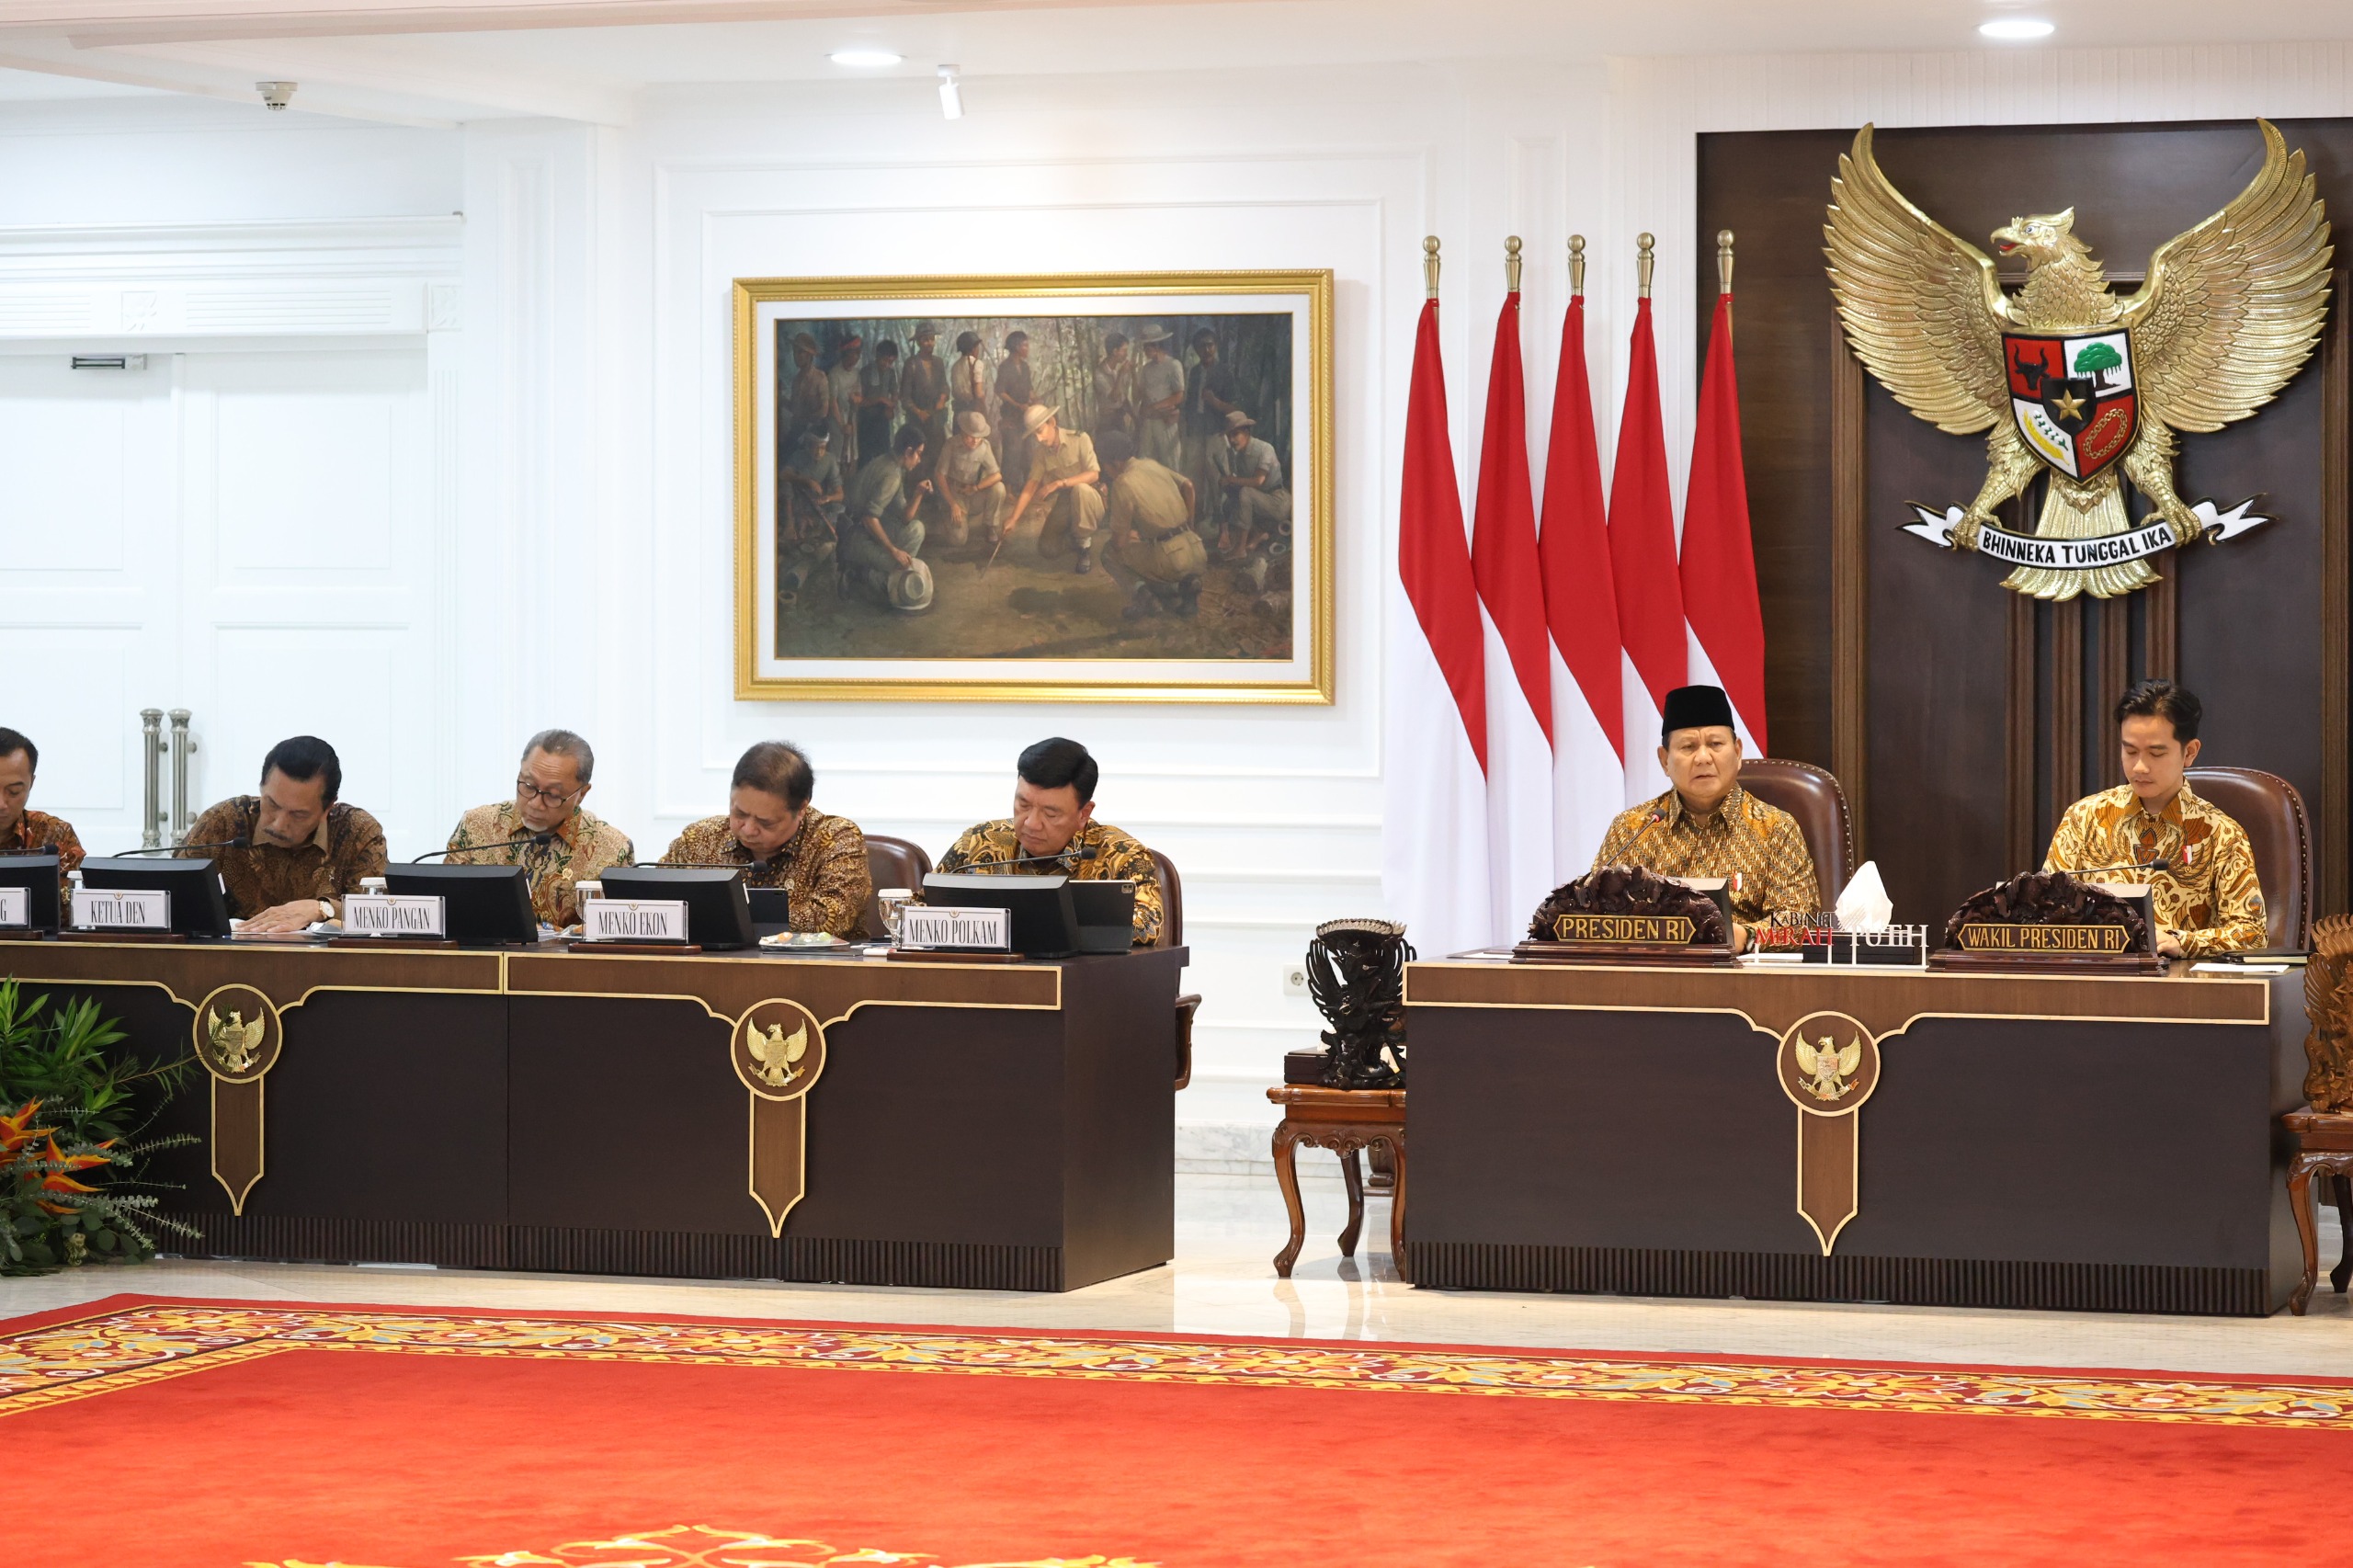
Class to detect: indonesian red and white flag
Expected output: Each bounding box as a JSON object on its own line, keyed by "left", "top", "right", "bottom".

{"left": 1470, "top": 287, "right": 1554, "bottom": 942}
{"left": 1607, "top": 295, "right": 1686, "bottom": 801}
{"left": 1680, "top": 288, "right": 1768, "bottom": 753}
{"left": 1384, "top": 291, "right": 1492, "bottom": 957}
{"left": 1537, "top": 290, "right": 1626, "bottom": 881}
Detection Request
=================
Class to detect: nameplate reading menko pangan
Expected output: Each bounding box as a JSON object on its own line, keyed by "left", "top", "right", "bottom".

{"left": 342, "top": 893, "right": 447, "bottom": 938}
{"left": 1954, "top": 923, "right": 2131, "bottom": 953}
{"left": 74, "top": 890, "right": 169, "bottom": 931}
{"left": 1551, "top": 913, "right": 1696, "bottom": 944}
{"left": 582, "top": 898, "right": 688, "bottom": 943}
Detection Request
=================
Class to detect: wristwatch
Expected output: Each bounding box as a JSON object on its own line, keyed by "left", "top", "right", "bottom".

{"left": 316, "top": 899, "right": 335, "bottom": 922}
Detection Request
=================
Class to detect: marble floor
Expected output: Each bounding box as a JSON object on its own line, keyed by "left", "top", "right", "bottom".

{"left": 5, "top": 1174, "right": 2348, "bottom": 1378}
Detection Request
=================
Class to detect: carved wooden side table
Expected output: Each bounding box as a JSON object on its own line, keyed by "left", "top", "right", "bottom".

{"left": 2285, "top": 1108, "right": 2353, "bottom": 1315}
{"left": 1267, "top": 1085, "right": 1407, "bottom": 1283}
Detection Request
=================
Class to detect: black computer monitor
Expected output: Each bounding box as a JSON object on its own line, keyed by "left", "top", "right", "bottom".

{"left": 1067, "top": 880, "right": 1138, "bottom": 954}
{"left": 0, "top": 852, "right": 63, "bottom": 933}
{"left": 384, "top": 864, "right": 539, "bottom": 946}
{"left": 79, "top": 857, "right": 233, "bottom": 937}
{"left": 920, "top": 871, "right": 1081, "bottom": 958}
{"left": 598, "top": 866, "right": 755, "bottom": 950}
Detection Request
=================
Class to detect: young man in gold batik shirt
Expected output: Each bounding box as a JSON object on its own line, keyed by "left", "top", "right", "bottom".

{"left": 0, "top": 727, "right": 83, "bottom": 889}
{"left": 185, "top": 735, "right": 388, "bottom": 932}
{"left": 445, "top": 729, "right": 634, "bottom": 929}
{"left": 1589, "top": 684, "right": 1820, "bottom": 950}
{"left": 937, "top": 736, "right": 1165, "bottom": 948}
{"left": 660, "top": 741, "right": 871, "bottom": 940}
{"left": 2043, "top": 680, "right": 2266, "bottom": 958}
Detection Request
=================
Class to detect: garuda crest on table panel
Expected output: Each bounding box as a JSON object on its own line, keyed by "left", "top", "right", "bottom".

{"left": 1825, "top": 119, "right": 2332, "bottom": 599}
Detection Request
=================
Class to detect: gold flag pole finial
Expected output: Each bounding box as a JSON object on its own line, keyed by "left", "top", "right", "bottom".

{"left": 1569, "top": 234, "right": 1586, "bottom": 298}
{"left": 1423, "top": 235, "right": 1441, "bottom": 301}
{"left": 1504, "top": 234, "right": 1523, "bottom": 293}
{"left": 1717, "top": 229, "right": 1735, "bottom": 296}
{"left": 1637, "top": 233, "right": 1656, "bottom": 299}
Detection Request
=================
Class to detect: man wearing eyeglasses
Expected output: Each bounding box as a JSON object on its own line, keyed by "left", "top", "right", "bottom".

{"left": 444, "top": 729, "right": 634, "bottom": 929}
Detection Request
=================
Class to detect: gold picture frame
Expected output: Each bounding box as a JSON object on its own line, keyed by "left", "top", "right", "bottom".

{"left": 733, "top": 269, "right": 1333, "bottom": 704}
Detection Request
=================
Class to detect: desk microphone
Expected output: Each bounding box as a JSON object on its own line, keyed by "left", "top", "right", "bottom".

{"left": 413, "top": 833, "right": 553, "bottom": 862}
{"left": 109, "top": 838, "right": 248, "bottom": 857}
{"left": 972, "top": 846, "right": 1101, "bottom": 870}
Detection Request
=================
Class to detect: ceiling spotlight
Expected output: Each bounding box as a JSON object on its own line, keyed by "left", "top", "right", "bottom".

{"left": 256, "top": 80, "right": 297, "bottom": 110}
{"left": 938, "top": 64, "right": 963, "bottom": 121}
{"left": 1978, "top": 18, "right": 2055, "bottom": 40}
{"left": 829, "top": 47, "right": 903, "bottom": 68}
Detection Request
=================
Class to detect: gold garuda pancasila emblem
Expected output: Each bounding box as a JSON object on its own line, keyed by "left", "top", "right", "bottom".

{"left": 203, "top": 1007, "right": 267, "bottom": 1075}
{"left": 1827, "top": 119, "right": 2332, "bottom": 599}
{"left": 1792, "top": 1032, "right": 1863, "bottom": 1102}
{"left": 745, "top": 1017, "right": 810, "bottom": 1089}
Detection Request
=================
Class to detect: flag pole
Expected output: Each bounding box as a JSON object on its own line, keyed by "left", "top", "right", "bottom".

{"left": 1424, "top": 234, "right": 1441, "bottom": 300}
{"left": 1637, "top": 232, "right": 1655, "bottom": 298}
{"left": 1568, "top": 233, "right": 1586, "bottom": 298}
{"left": 1504, "top": 233, "right": 1523, "bottom": 293}
{"left": 1718, "top": 228, "right": 1735, "bottom": 330}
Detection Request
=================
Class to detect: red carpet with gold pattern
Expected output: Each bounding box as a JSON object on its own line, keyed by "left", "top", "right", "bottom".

{"left": 3, "top": 1294, "right": 2347, "bottom": 1565}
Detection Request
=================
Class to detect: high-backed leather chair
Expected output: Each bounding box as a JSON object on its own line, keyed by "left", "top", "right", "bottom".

{"left": 1147, "top": 847, "right": 1202, "bottom": 1090}
{"left": 2185, "top": 766, "right": 2310, "bottom": 950}
{"left": 1737, "top": 758, "right": 1855, "bottom": 906}
{"left": 858, "top": 834, "right": 933, "bottom": 941}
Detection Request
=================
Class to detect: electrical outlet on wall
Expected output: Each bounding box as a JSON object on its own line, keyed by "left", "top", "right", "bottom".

{"left": 1281, "top": 963, "right": 1309, "bottom": 997}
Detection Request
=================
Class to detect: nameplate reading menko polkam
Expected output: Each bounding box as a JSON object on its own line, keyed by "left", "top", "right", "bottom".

{"left": 1955, "top": 923, "right": 2131, "bottom": 953}
{"left": 342, "top": 893, "right": 447, "bottom": 938}
{"left": 73, "top": 890, "right": 170, "bottom": 932}
{"left": 900, "top": 905, "right": 1011, "bottom": 951}
{"left": 582, "top": 898, "right": 689, "bottom": 943}
{"left": 1551, "top": 913, "right": 1696, "bottom": 944}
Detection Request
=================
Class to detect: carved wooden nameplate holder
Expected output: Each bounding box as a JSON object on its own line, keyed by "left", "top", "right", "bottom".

{"left": 1928, "top": 869, "right": 2165, "bottom": 973}
{"left": 1514, "top": 865, "right": 1735, "bottom": 967}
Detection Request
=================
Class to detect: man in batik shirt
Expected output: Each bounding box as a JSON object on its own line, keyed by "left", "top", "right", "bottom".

{"left": 2044, "top": 680, "right": 2265, "bottom": 959}
{"left": 446, "top": 729, "right": 634, "bottom": 928}
{"left": 0, "top": 727, "right": 83, "bottom": 888}
{"left": 938, "top": 736, "right": 1164, "bottom": 947}
{"left": 186, "top": 735, "right": 388, "bottom": 931}
{"left": 660, "top": 741, "right": 871, "bottom": 940}
{"left": 1590, "top": 685, "right": 1820, "bottom": 949}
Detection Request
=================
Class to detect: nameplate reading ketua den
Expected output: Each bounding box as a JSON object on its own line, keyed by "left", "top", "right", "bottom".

{"left": 73, "top": 889, "right": 169, "bottom": 931}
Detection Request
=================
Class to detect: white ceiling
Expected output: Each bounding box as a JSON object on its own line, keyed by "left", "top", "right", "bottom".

{"left": 0, "top": 1, "right": 2349, "bottom": 126}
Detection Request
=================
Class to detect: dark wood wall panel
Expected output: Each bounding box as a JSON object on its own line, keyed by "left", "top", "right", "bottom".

{"left": 1700, "top": 119, "right": 2353, "bottom": 927}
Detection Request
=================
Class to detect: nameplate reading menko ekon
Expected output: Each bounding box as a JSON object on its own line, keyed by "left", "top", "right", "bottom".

{"left": 1551, "top": 913, "right": 1697, "bottom": 944}
{"left": 582, "top": 898, "right": 688, "bottom": 944}
{"left": 1954, "top": 923, "right": 2133, "bottom": 953}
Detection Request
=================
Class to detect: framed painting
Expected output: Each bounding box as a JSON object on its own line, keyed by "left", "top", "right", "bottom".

{"left": 733, "top": 270, "right": 1332, "bottom": 703}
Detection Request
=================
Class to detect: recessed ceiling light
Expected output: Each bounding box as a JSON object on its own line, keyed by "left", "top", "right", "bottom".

{"left": 1979, "top": 18, "right": 2055, "bottom": 40}
{"left": 829, "top": 48, "right": 903, "bottom": 68}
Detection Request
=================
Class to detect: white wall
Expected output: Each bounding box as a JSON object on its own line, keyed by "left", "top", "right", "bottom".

{"left": 11, "top": 40, "right": 2353, "bottom": 1149}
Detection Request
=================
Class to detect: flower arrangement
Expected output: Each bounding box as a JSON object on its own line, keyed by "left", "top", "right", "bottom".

{"left": 0, "top": 979, "right": 199, "bottom": 1274}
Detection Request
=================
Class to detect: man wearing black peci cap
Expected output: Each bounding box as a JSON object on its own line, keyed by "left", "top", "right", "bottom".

{"left": 1588, "top": 684, "right": 1820, "bottom": 949}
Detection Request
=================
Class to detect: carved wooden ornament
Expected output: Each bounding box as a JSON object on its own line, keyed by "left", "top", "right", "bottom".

{"left": 728, "top": 998, "right": 829, "bottom": 1236}
{"left": 1774, "top": 1010, "right": 1882, "bottom": 1254}
{"left": 189, "top": 983, "right": 283, "bottom": 1214}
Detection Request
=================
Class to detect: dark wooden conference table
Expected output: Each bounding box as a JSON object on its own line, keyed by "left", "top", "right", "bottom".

{"left": 1404, "top": 958, "right": 2307, "bottom": 1315}
{"left": 7, "top": 938, "right": 1187, "bottom": 1292}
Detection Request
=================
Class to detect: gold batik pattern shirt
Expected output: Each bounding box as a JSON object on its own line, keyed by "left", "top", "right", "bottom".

{"left": 446, "top": 801, "right": 635, "bottom": 928}
{"left": 935, "top": 818, "right": 1165, "bottom": 947}
{"left": 1590, "top": 785, "right": 1822, "bottom": 926}
{"left": 2, "top": 809, "right": 84, "bottom": 886}
{"left": 659, "top": 808, "right": 871, "bottom": 940}
{"left": 183, "top": 796, "right": 389, "bottom": 920}
{"left": 2042, "top": 782, "right": 2267, "bottom": 957}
